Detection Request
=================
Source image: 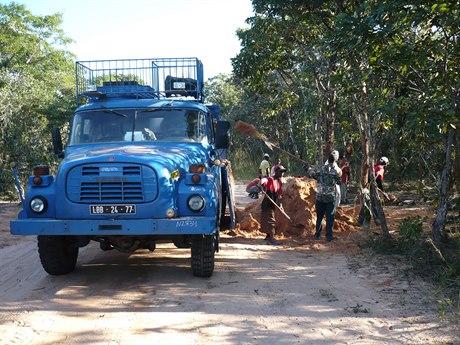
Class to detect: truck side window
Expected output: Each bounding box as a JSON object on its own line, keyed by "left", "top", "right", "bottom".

{"left": 207, "top": 113, "right": 215, "bottom": 143}
{"left": 184, "top": 111, "right": 207, "bottom": 143}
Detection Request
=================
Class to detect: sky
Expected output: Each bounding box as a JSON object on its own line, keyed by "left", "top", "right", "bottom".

{"left": 7, "top": 0, "right": 254, "bottom": 79}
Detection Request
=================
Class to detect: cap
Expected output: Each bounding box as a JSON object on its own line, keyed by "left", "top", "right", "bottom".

{"left": 379, "top": 156, "right": 389, "bottom": 165}
{"left": 274, "top": 165, "right": 287, "bottom": 173}
{"left": 331, "top": 150, "right": 339, "bottom": 162}
{"left": 263, "top": 153, "right": 270, "bottom": 158}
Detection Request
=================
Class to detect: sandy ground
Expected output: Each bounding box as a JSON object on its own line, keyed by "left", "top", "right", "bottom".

{"left": 0, "top": 182, "right": 458, "bottom": 345}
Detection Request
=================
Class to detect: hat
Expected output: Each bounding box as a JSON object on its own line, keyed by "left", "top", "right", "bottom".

{"left": 263, "top": 153, "right": 270, "bottom": 158}
{"left": 274, "top": 165, "right": 287, "bottom": 173}
{"left": 331, "top": 150, "right": 339, "bottom": 162}
{"left": 379, "top": 156, "right": 389, "bottom": 165}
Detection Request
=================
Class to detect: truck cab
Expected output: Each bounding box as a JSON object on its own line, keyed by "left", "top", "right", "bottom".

{"left": 10, "top": 58, "right": 235, "bottom": 277}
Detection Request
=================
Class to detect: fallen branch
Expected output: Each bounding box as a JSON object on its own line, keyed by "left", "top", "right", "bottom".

{"left": 235, "top": 120, "right": 308, "bottom": 164}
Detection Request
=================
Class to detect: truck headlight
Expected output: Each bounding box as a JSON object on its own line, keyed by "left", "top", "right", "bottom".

{"left": 30, "top": 196, "right": 48, "bottom": 214}
{"left": 187, "top": 194, "right": 205, "bottom": 212}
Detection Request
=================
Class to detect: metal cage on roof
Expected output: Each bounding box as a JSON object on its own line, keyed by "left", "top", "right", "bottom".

{"left": 76, "top": 58, "right": 204, "bottom": 104}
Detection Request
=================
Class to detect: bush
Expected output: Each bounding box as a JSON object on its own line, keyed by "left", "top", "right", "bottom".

{"left": 398, "top": 216, "right": 426, "bottom": 241}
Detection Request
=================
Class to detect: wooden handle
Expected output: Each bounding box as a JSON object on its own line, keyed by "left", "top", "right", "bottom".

{"left": 259, "top": 188, "right": 292, "bottom": 221}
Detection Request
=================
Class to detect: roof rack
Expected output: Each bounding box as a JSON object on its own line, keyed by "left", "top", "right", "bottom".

{"left": 76, "top": 58, "right": 204, "bottom": 104}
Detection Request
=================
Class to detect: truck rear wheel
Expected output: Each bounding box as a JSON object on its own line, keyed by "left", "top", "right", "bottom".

{"left": 38, "top": 236, "right": 79, "bottom": 275}
{"left": 191, "top": 234, "right": 215, "bottom": 277}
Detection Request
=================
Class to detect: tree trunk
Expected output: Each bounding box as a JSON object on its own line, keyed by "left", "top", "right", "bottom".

{"left": 355, "top": 108, "right": 369, "bottom": 187}
{"left": 314, "top": 79, "right": 324, "bottom": 164}
{"left": 366, "top": 123, "right": 390, "bottom": 237}
{"left": 454, "top": 126, "right": 460, "bottom": 192}
{"left": 354, "top": 81, "right": 390, "bottom": 237}
{"left": 369, "top": 166, "right": 390, "bottom": 237}
{"left": 325, "top": 88, "right": 336, "bottom": 157}
{"left": 432, "top": 127, "right": 455, "bottom": 243}
{"left": 286, "top": 110, "right": 299, "bottom": 157}
{"left": 314, "top": 63, "right": 337, "bottom": 162}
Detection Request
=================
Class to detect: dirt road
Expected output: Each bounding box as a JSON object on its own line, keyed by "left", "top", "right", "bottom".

{"left": 0, "top": 186, "right": 458, "bottom": 345}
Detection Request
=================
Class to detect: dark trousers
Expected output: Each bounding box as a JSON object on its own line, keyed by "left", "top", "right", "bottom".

{"left": 315, "top": 199, "right": 336, "bottom": 240}
{"left": 261, "top": 207, "right": 276, "bottom": 239}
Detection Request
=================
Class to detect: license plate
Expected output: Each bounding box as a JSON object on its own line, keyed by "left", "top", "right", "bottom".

{"left": 90, "top": 205, "right": 136, "bottom": 215}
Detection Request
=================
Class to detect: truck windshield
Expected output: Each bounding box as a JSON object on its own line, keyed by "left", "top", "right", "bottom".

{"left": 68, "top": 108, "right": 208, "bottom": 145}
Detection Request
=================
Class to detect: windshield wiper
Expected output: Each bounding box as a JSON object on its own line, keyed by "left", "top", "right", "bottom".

{"left": 100, "top": 106, "right": 128, "bottom": 118}
{"left": 138, "top": 109, "right": 170, "bottom": 113}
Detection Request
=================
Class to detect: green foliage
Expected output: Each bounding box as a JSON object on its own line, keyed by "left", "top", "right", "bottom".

{"left": 204, "top": 74, "right": 243, "bottom": 118}
{"left": 398, "top": 216, "right": 427, "bottom": 241}
{"left": 0, "top": 3, "right": 75, "bottom": 198}
{"left": 230, "top": 0, "right": 459, "bottom": 243}
{"left": 228, "top": 148, "right": 259, "bottom": 181}
{"left": 233, "top": 0, "right": 459, "bottom": 174}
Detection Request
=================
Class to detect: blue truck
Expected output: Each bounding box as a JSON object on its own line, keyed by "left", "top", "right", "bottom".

{"left": 10, "top": 57, "right": 235, "bottom": 277}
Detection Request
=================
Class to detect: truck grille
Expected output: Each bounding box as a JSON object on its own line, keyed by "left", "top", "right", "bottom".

{"left": 67, "top": 164, "right": 157, "bottom": 203}
{"left": 79, "top": 181, "right": 143, "bottom": 201}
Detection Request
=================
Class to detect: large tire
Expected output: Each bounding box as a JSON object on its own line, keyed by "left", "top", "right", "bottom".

{"left": 191, "top": 234, "right": 215, "bottom": 277}
{"left": 38, "top": 236, "right": 79, "bottom": 275}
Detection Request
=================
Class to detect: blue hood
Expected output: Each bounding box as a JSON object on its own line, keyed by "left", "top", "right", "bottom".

{"left": 61, "top": 142, "right": 210, "bottom": 171}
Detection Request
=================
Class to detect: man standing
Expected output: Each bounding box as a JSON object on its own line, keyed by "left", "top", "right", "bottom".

{"left": 374, "top": 156, "right": 388, "bottom": 191}
{"left": 307, "top": 150, "right": 342, "bottom": 242}
{"left": 259, "top": 153, "right": 270, "bottom": 178}
{"left": 260, "top": 165, "right": 287, "bottom": 245}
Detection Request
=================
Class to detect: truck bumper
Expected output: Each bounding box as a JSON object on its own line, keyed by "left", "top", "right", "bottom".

{"left": 10, "top": 217, "right": 217, "bottom": 236}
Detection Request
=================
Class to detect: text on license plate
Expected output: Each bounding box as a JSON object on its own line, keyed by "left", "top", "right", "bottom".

{"left": 90, "top": 205, "right": 136, "bottom": 215}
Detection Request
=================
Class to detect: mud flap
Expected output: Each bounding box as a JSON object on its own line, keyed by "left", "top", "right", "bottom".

{"left": 221, "top": 166, "right": 236, "bottom": 229}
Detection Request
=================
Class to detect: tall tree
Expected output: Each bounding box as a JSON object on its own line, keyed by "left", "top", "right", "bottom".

{"left": 348, "top": 1, "right": 460, "bottom": 242}
{"left": 232, "top": 0, "right": 459, "bottom": 239}
{"left": 0, "top": 3, "right": 75, "bottom": 195}
{"left": 234, "top": 0, "right": 351, "bottom": 163}
{"left": 204, "top": 74, "right": 243, "bottom": 118}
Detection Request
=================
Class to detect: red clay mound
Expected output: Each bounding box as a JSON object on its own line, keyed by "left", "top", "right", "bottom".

{"left": 235, "top": 177, "right": 360, "bottom": 240}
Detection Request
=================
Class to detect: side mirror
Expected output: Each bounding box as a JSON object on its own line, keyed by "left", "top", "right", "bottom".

{"left": 51, "top": 127, "right": 64, "bottom": 157}
{"left": 215, "top": 121, "right": 230, "bottom": 149}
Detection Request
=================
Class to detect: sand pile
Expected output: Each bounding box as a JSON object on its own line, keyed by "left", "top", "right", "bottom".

{"left": 234, "top": 177, "right": 360, "bottom": 239}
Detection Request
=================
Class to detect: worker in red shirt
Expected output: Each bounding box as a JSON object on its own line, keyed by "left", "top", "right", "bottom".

{"left": 374, "top": 157, "right": 388, "bottom": 191}
{"left": 246, "top": 178, "right": 261, "bottom": 199}
{"left": 259, "top": 165, "right": 287, "bottom": 245}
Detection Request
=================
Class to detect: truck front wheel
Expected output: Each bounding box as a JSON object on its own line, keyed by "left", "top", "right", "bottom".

{"left": 191, "top": 234, "right": 215, "bottom": 277}
{"left": 38, "top": 236, "right": 79, "bottom": 275}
